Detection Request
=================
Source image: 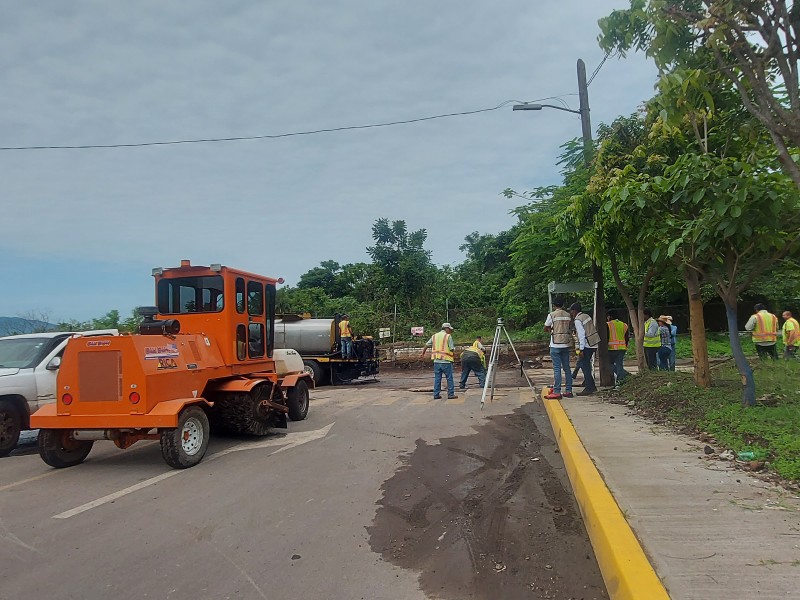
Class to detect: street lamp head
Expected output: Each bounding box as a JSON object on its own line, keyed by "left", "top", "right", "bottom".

{"left": 512, "top": 104, "right": 543, "bottom": 111}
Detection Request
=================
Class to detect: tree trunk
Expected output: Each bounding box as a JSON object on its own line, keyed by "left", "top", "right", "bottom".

{"left": 609, "top": 255, "right": 650, "bottom": 372}
{"left": 630, "top": 307, "right": 647, "bottom": 373}
{"left": 722, "top": 297, "right": 756, "bottom": 406}
{"left": 684, "top": 267, "right": 711, "bottom": 387}
{"left": 593, "top": 261, "right": 613, "bottom": 387}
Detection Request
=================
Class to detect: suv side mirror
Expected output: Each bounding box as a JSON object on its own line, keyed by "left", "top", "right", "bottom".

{"left": 46, "top": 356, "right": 62, "bottom": 371}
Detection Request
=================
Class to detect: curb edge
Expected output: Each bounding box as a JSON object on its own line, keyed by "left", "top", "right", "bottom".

{"left": 541, "top": 387, "right": 671, "bottom": 600}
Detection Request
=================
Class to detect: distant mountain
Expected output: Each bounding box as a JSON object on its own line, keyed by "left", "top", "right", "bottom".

{"left": 0, "top": 316, "right": 58, "bottom": 336}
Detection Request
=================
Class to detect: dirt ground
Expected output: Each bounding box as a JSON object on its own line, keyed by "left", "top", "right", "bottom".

{"left": 366, "top": 368, "right": 608, "bottom": 600}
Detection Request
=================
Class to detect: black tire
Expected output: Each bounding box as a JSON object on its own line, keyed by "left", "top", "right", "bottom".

{"left": 303, "top": 360, "right": 323, "bottom": 385}
{"left": 0, "top": 400, "right": 22, "bottom": 458}
{"left": 286, "top": 380, "right": 309, "bottom": 421}
{"left": 160, "top": 406, "right": 210, "bottom": 469}
{"left": 38, "top": 429, "right": 94, "bottom": 468}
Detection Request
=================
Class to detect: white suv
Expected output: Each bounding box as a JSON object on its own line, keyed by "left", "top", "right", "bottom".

{"left": 0, "top": 330, "right": 118, "bottom": 457}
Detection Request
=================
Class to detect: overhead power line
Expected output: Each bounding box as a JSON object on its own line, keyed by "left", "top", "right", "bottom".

{"left": 587, "top": 52, "right": 613, "bottom": 87}
{"left": 0, "top": 95, "right": 577, "bottom": 151}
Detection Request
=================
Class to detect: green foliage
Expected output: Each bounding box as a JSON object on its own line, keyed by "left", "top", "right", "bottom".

{"left": 599, "top": 1, "right": 800, "bottom": 187}
{"left": 617, "top": 364, "right": 800, "bottom": 481}
{"left": 367, "top": 218, "right": 437, "bottom": 314}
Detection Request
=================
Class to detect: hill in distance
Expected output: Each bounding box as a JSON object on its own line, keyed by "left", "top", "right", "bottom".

{"left": 0, "top": 316, "right": 58, "bottom": 336}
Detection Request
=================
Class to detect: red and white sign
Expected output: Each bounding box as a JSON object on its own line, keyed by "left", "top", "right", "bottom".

{"left": 410, "top": 326, "right": 425, "bottom": 336}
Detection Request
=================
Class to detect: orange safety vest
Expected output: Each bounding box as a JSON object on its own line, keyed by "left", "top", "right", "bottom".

{"left": 431, "top": 330, "right": 454, "bottom": 362}
{"left": 753, "top": 311, "right": 778, "bottom": 343}
{"left": 339, "top": 319, "right": 352, "bottom": 338}
{"left": 607, "top": 319, "right": 628, "bottom": 350}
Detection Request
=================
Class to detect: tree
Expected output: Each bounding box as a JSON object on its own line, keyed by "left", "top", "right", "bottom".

{"left": 297, "top": 261, "right": 343, "bottom": 296}
{"left": 565, "top": 114, "right": 668, "bottom": 372}
{"left": 599, "top": 0, "right": 800, "bottom": 187}
{"left": 596, "top": 105, "right": 800, "bottom": 400}
{"left": 366, "top": 219, "right": 436, "bottom": 314}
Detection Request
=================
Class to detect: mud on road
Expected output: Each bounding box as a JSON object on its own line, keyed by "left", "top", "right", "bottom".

{"left": 368, "top": 400, "right": 607, "bottom": 600}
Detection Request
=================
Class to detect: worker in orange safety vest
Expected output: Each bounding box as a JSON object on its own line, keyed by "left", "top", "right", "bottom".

{"left": 745, "top": 303, "right": 778, "bottom": 359}
{"left": 606, "top": 310, "right": 631, "bottom": 385}
{"left": 420, "top": 323, "right": 458, "bottom": 400}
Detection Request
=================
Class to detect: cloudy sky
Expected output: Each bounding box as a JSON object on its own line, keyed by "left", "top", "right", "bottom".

{"left": 1, "top": 1, "right": 656, "bottom": 322}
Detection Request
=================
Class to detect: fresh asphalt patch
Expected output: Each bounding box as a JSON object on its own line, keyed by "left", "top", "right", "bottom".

{"left": 368, "top": 403, "right": 608, "bottom": 600}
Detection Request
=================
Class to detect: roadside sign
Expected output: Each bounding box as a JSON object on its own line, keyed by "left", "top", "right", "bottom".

{"left": 410, "top": 326, "right": 424, "bottom": 336}
{"left": 378, "top": 327, "right": 391, "bottom": 339}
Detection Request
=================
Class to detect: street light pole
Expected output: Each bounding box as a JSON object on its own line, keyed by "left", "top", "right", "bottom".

{"left": 576, "top": 59, "right": 612, "bottom": 388}
{"left": 513, "top": 58, "right": 612, "bottom": 387}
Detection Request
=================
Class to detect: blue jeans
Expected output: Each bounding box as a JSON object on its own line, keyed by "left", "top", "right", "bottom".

{"left": 668, "top": 346, "right": 676, "bottom": 371}
{"left": 341, "top": 337, "right": 352, "bottom": 359}
{"left": 459, "top": 354, "right": 486, "bottom": 388}
{"left": 657, "top": 346, "right": 672, "bottom": 370}
{"left": 433, "top": 362, "right": 455, "bottom": 398}
{"left": 575, "top": 347, "right": 596, "bottom": 391}
{"left": 550, "top": 347, "right": 572, "bottom": 394}
{"left": 609, "top": 350, "right": 629, "bottom": 383}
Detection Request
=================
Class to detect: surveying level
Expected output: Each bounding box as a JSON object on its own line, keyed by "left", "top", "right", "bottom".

{"left": 480, "top": 318, "right": 537, "bottom": 410}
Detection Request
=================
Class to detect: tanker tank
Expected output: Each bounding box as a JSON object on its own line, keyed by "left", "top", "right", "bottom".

{"left": 274, "top": 318, "right": 335, "bottom": 354}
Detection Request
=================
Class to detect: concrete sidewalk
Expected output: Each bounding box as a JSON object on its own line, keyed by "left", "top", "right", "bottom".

{"left": 560, "top": 395, "right": 800, "bottom": 600}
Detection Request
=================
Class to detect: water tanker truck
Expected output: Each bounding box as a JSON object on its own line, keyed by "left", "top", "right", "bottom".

{"left": 275, "top": 314, "right": 379, "bottom": 385}
{"left": 30, "top": 261, "right": 312, "bottom": 469}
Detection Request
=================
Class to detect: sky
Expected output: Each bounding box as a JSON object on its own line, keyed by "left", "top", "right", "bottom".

{"left": 0, "top": 1, "right": 657, "bottom": 322}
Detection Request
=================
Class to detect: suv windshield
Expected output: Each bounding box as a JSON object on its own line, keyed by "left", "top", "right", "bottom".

{"left": 0, "top": 337, "right": 57, "bottom": 369}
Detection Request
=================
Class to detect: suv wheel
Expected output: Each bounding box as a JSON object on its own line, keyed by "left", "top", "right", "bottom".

{"left": 0, "top": 400, "right": 22, "bottom": 458}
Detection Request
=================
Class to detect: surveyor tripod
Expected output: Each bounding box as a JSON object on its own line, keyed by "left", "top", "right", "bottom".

{"left": 480, "top": 318, "right": 537, "bottom": 410}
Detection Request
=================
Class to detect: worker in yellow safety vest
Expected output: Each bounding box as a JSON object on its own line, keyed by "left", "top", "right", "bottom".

{"left": 339, "top": 314, "right": 354, "bottom": 359}
{"left": 781, "top": 310, "right": 799, "bottom": 359}
{"left": 642, "top": 308, "right": 660, "bottom": 370}
{"left": 606, "top": 310, "right": 631, "bottom": 384}
{"left": 745, "top": 303, "right": 778, "bottom": 359}
{"left": 459, "top": 336, "right": 486, "bottom": 390}
{"left": 420, "top": 323, "right": 458, "bottom": 400}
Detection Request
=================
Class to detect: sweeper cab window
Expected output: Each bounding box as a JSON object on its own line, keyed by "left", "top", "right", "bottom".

{"left": 157, "top": 276, "right": 224, "bottom": 314}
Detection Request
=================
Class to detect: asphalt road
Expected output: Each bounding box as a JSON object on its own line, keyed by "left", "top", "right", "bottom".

{"left": 0, "top": 369, "right": 606, "bottom": 600}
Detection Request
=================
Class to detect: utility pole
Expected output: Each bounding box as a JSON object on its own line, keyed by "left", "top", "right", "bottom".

{"left": 577, "top": 59, "right": 612, "bottom": 387}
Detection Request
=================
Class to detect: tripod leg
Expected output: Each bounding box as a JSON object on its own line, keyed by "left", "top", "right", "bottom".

{"left": 502, "top": 325, "right": 537, "bottom": 393}
{"left": 480, "top": 323, "right": 502, "bottom": 409}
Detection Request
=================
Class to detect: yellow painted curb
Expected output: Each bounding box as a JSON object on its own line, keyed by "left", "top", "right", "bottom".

{"left": 541, "top": 386, "right": 670, "bottom": 600}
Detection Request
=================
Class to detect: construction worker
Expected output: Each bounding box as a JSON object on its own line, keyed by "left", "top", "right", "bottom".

{"left": 420, "top": 323, "right": 458, "bottom": 400}
{"left": 544, "top": 296, "right": 573, "bottom": 399}
{"left": 459, "top": 336, "right": 486, "bottom": 390}
{"left": 472, "top": 335, "right": 486, "bottom": 359}
{"left": 781, "top": 310, "right": 799, "bottom": 359}
{"left": 339, "top": 314, "right": 353, "bottom": 359}
{"left": 569, "top": 303, "right": 599, "bottom": 395}
{"left": 745, "top": 303, "right": 778, "bottom": 359}
{"left": 642, "top": 308, "right": 660, "bottom": 370}
{"left": 606, "top": 310, "right": 631, "bottom": 384}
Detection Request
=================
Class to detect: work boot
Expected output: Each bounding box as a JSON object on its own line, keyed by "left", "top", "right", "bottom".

{"left": 433, "top": 395, "right": 442, "bottom": 400}
{"left": 447, "top": 395, "right": 458, "bottom": 400}
{"left": 458, "top": 385, "right": 466, "bottom": 390}
{"left": 562, "top": 392, "right": 574, "bottom": 398}
{"left": 576, "top": 389, "right": 597, "bottom": 397}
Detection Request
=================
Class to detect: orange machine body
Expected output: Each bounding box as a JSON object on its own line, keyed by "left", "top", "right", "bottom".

{"left": 32, "top": 262, "right": 292, "bottom": 431}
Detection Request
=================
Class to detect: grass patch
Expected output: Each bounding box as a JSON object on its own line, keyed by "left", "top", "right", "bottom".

{"left": 612, "top": 362, "right": 800, "bottom": 482}
{"left": 674, "top": 332, "right": 791, "bottom": 360}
